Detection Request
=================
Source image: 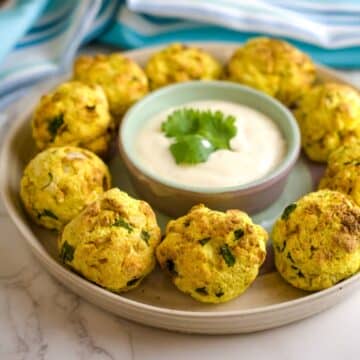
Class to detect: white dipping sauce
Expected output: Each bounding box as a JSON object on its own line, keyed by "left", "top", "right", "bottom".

{"left": 136, "top": 100, "right": 286, "bottom": 188}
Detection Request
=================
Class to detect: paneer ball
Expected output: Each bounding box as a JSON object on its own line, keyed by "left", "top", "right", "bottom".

{"left": 74, "top": 53, "right": 149, "bottom": 122}
{"left": 226, "top": 37, "right": 315, "bottom": 106}
{"left": 319, "top": 141, "right": 360, "bottom": 205}
{"left": 32, "top": 81, "right": 114, "bottom": 157}
{"left": 272, "top": 190, "right": 360, "bottom": 291}
{"left": 156, "top": 204, "right": 268, "bottom": 303}
{"left": 295, "top": 82, "right": 360, "bottom": 162}
{"left": 20, "top": 146, "right": 111, "bottom": 231}
{"left": 146, "top": 43, "right": 222, "bottom": 90}
{"left": 58, "top": 188, "right": 161, "bottom": 293}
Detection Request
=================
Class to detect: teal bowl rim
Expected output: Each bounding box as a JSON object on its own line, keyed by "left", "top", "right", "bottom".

{"left": 119, "top": 81, "right": 300, "bottom": 194}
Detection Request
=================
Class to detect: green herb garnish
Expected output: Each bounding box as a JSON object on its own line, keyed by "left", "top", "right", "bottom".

{"left": 60, "top": 241, "right": 75, "bottom": 262}
{"left": 161, "top": 108, "right": 237, "bottom": 165}
{"left": 141, "top": 230, "right": 150, "bottom": 245}
{"left": 281, "top": 203, "right": 297, "bottom": 220}
{"left": 195, "top": 287, "right": 208, "bottom": 295}
{"left": 297, "top": 270, "right": 305, "bottom": 278}
{"left": 37, "top": 209, "right": 58, "bottom": 220}
{"left": 234, "top": 229, "right": 244, "bottom": 240}
{"left": 215, "top": 291, "right": 224, "bottom": 298}
{"left": 166, "top": 259, "right": 178, "bottom": 276}
{"left": 41, "top": 172, "right": 53, "bottom": 189}
{"left": 220, "top": 244, "right": 236, "bottom": 267}
{"left": 170, "top": 134, "right": 214, "bottom": 164}
{"left": 162, "top": 108, "right": 200, "bottom": 137}
{"left": 113, "top": 218, "right": 133, "bottom": 233}
{"left": 287, "top": 252, "right": 295, "bottom": 263}
{"left": 48, "top": 114, "right": 64, "bottom": 139}
{"left": 199, "top": 237, "right": 211, "bottom": 246}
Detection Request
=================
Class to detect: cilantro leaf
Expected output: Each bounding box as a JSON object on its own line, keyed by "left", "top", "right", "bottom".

{"left": 161, "top": 109, "right": 199, "bottom": 137}
{"left": 197, "top": 111, "right": 236, "bottom": 149}
{"left": 170, "top": 134, "right": 214, "bottom": 164}
{"left": 161, "top": 108, "right": 237, "bottom": 165}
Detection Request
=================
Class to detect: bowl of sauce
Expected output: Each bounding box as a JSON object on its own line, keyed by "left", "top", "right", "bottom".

{"left": 119, "top": 81, "right": 300, "bottom": 217}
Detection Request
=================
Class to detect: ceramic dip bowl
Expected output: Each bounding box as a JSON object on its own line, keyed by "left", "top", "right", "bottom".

{"left": 119, "top": 81, "right": 300, "bottom": 217}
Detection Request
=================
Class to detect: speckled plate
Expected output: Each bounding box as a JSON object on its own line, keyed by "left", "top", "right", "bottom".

{"left": 2, "top": 43, "right": 360, "bottom": 334}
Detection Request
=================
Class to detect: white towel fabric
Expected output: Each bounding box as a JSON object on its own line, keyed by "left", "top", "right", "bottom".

{"left": 128, "top": 0, "right": 360, "bottom": 49}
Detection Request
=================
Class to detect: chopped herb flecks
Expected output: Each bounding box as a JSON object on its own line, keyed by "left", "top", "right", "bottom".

{"left": 113, "top": 218, "right": 133, "bottom": 233}
{"left": 184, "top": 219, "right": 191, "bottom": 227}
{"left": 215, "top": 291, "right": 224, "bottom": 298}
{"left": 297, "top": 270, "right": 305, "bottom": 278}
{"left": 60, "top": 241, "right": 75, "bottom": 262}
{"left": 287, "top": 252, "right": 295, "bottom": 263}
{"left": 48, "top": 114, "right": 64, "bottom": 139}
{"left": 127, "top": 277, "right": 140, "bottom": 287}
{"left": 141, "top": 230, "right": 150, "bottom": 245}
{"left": 220, "top": 244, "right": 236, "bottom": 267}
{"left": 166, "top": 259, "right": 178, "bottom": 276}
{"left": 195, "top": 287, "right": 208, "bottom": 295}
{"left": 281, "top": 203, "right": 297, "bottom": 220}
{"left": 37, "top": 209, "right": 58, "bottom": 220}
{"left": 199, "top": 237, "right": 211, "bottom": 246}
{"left": 41, "top": 172, "right": 53, "bottom": 189}
{"left": 234, "top": 229, "right": 244, "bottom": 240}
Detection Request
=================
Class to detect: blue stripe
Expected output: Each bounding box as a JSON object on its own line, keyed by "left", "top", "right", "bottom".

{"left": 85, "top": 0, "right": 122, "bottom": 42}
{"left": 16, "top": 16, "right": 71, "bottom": 49}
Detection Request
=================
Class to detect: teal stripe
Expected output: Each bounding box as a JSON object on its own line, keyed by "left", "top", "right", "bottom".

{"left": 100, "top": 21, "right": 360, "bottom": 68}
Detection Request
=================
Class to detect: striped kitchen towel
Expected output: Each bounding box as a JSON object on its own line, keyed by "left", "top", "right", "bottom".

{"left": 1, "top": 0, "right": 360, "bottom": 107}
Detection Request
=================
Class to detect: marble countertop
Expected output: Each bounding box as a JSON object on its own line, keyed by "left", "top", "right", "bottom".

{"left": 1, "top": 62, "right": 360, "bottom": 360}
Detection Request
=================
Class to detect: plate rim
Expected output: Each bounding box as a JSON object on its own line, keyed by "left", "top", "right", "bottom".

{"left": 1, "top": 42, "right": 360, "bottom": 322}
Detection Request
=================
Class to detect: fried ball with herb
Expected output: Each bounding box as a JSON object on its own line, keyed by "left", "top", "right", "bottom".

{"left": 74, "top": 53, "right": 148, "bottom": 122}
{"left": 20, "top": 146, "right": 111, "bottom": 231}
{"left": 295, "top": 82, "right": 360, "bottom": 162}
{"left": 58, "top": 188, "right": 161, "bottom": 293}
{"left": 32, "top": 81, "right": 114, "bottom": 157}
{"left": 226, "top": 37, "right": 315, "bottom": 106}
{"left": 272, "top": 190, "right": 360, "bottom": 291}
{"left": 319, "top": 142, "right": 360, "bottom": 205}
{"left": 146, "top": 43, "right": 222, "bottom": 90}
{"left": 156, "top": 204, "right": 268, "bottom": 304}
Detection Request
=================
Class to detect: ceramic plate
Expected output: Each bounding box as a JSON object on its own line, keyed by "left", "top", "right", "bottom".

{"left": 1, "top": 43, "right": 360, "bottom": 334}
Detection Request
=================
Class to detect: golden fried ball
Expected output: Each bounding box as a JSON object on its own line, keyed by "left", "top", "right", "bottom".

{"left": 319, "top": 141, "right": 360, "bottom": 205}
{"left": 20, "top": 146, "right": 111, "bottom": 231}
{"left": 74, "top": 53, "right": 149, "bottom": 122}
{"left": 58, "top": 188, "right": 161, "bottom": 293}
{"left": 272, "top": 190, "right": 360, "bottom": 291}
{"left": 156, "top": 204, "right": 268, "bottom": 303}
{"left": 32, "top": 81, "right": 114, "bottom": 157}
{"left": 146, "top": 43, "right": 222, "bottom": 90}
{"left": 226, "top": 37, "right": 315, "bottom": 106}
{"left": 295, "top": 82, "right": 360, "bottom": 163}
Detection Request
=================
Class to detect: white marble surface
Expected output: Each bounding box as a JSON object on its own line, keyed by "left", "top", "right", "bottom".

{"left": 1, "top": 61, "right": 360, "bottom": 359}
